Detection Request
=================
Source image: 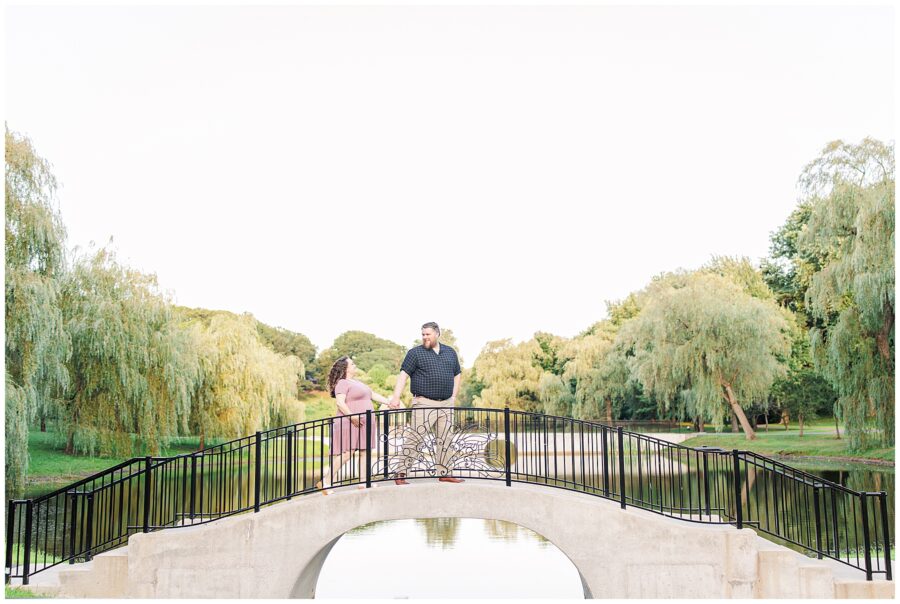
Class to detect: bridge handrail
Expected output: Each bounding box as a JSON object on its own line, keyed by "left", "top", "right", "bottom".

{"left": 6, "top": 407, "right": 891, "bottom": 586}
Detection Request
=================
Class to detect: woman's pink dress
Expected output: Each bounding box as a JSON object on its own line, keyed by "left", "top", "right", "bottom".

{"left": 331, "top": 378, "right": 376, "bottom": 453}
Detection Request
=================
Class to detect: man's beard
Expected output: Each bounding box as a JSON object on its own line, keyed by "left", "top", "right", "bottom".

{"left": 424, "top": 340, "right": 435, "bottom": 349}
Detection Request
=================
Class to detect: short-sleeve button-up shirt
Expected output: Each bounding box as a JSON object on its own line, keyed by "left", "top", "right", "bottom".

{"left": 400, "top": 344, "right": 461, "bottom": 401}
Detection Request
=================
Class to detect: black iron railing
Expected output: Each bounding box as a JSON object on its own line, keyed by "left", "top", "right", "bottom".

{"left": 5, "top": 408, "right": 893, "bottom": 584}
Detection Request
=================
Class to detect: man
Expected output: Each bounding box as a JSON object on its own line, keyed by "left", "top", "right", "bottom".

{"left": 388, "top": 321, "right": 464, "bottom": 484}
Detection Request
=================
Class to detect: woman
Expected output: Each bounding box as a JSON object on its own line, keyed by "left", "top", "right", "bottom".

{"left": 316, "top": 356, "right": 390, "bottom": 494}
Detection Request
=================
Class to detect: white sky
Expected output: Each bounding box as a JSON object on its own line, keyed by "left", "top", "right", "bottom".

{"left": 5, "top": 3, "right": 894, "bottom": 366}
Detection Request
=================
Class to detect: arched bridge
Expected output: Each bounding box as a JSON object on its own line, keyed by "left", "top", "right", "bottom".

{"left": 6, "top": 408, "right": 894, "bottom": 598}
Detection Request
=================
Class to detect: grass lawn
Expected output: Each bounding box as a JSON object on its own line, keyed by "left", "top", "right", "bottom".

{"left": 300, "top": 390, "right": 337, "bottom": 421}
{"left": 25, "top": 430, "right": 226, "bottom": 483}
{"left": 5, "top": 586, "right": 40, "bottom": 599}
{"left": 680, "top": 419, "right": 893, "bottom": 463}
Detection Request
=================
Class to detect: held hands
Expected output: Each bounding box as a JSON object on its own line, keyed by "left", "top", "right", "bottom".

{"left": 387, "top": 395, "right": 402, "bottom": 409}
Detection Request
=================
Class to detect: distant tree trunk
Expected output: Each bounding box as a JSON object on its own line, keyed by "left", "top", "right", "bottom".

{"left": 698, "top": 417, "right": 705, "bottom": 433}
{"left": 764, "top": 412, "right": 769, "bottom": 432}
{"left": 730, "top": 410, "right": 739, "bottom": 433}
{"left": 798, "top": 412, "right": 804, "bottom": 437}
{"left": 198, "top": 424, "right": 205, "bottom": 451}
{"left": 40, "top": 417, "right": 46, "bottom": 432}
{"left": 781, "top": 410, "right": 790, "bottom": 431}
{"left": 834, "top": 415, "right": 841, "bottom": 439}
{"left": 604, "top": 396, "right": 613, "bottom": 423}
{"left": 723, "top": 383, "right": 756, "bottom": 440}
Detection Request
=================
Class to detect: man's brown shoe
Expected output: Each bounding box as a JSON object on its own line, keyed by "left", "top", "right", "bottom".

{"left": 438, "top": 476, "right": 465, "bottom": 483}
{"left": 394, "top": 473, "right": 409, "bottom": 485}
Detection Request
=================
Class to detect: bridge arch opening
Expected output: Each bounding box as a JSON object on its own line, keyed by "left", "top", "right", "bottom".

{"left": 300, "top": 517, "right": 589, "bottom": 599}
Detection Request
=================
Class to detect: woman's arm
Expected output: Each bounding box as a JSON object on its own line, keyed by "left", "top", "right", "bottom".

{"left": 371, "top": 391, "right": 390, "bottom": 406}
{"left": 335, "top": 393, "right": 360, "bottom": 426}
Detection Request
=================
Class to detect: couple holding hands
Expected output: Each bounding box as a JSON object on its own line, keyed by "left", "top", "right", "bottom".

{"left": 316, "top": 321, "right": 464, "bottom": 494}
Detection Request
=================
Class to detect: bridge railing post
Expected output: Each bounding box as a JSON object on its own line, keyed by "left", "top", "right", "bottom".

{"left": 84, "top": 494, "right": 95, "bottom": 562}
{"left": 732, "top": 450, "right": 742, "bottom": 530}
{"left": 22, "top": 500, "right": 33, "bottom": 585}
{"left": 504, "top": 407, "right": 512, "bottom": 486}
{"left": 254, "top": 432, "right": 262, "bottom": 513}
{"left": 365, "top": 410, "right": 372, "bottom": 488}
{"left": 189, "top": 454, "right": 197, "bottom": 521}
{"left": 286, "top": 429, "right": 294, "bottom": 500}
{"left": 382, "top": 411, "right": 390, "bottom": 480}
{"left": 878, "top": 491, "right": 892, "bottom": 581}
{"left": 702, "top": 451, "right": 711, "bottom": 518}
{"left": 813, "top": 485, "right": 823, "bottom": 559}
{"left": 68, "top": 494, "right": 78, "bottom": 564}
{"left": 617, "top": 427, "right": 626, "bottom": 509}
{"left": 5, "top": 500, "right": 15, "bottom": 582}
{"left": 142, "top": 456, "right": 152, "bottom": 533}
{"left": 860, "top": 493, "right": 873, "bottom": 581}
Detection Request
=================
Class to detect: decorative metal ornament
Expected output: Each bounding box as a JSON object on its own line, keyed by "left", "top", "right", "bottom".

{"left": 374, "top": 409, "right": 505, "bottom": 479}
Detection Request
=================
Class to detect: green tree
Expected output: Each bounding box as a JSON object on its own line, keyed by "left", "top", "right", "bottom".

{"left": 538, "top": 371, "right": 573, "bottom": 416}
{"left": 5, "top": 127, "right": 70, "bottom": 490}
{"left": 315, "top": 330, "right": 405, "bottom": 384}
{"left": 617, "top": 273, "right": 791, "bottom": 439}
{"left": 797, "top": 138, "right": 894, "bottom": 449}
{"left": 256, "top": 322, "right": 316, "bottom": 388}
{"left": 187, "top": 312, "right": 303, "bottom": 448}
{"left": 61, "top": 247, "right": 196, "bottom": 456}
{"left": 472, "top": 339, "right": 542, "bottom": 411}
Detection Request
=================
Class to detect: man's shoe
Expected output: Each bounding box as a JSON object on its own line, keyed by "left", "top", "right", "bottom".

{"left": 395, "top": 473, "right": 409, "bottom": 485}
{"left": 438, "top": 476, "right": 464, "bottom": 483}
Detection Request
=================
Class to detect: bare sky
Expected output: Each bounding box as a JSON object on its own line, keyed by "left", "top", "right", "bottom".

{"left": 5, "top": 3, "right": 894, "bottom": 365}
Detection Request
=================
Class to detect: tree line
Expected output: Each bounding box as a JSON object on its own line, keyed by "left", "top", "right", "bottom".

{"left": 461, "top": 138, "right": 894, "bottom": 454}
{"left": 6, "top": 127, "right": 893, "bottom": 492}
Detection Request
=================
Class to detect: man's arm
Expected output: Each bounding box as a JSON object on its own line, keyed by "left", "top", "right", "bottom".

{"left": 388, "top": 371, "right": 410, "bottom": 408}
{"left": 449, "top": 373, "right": 461, "bottom": 404}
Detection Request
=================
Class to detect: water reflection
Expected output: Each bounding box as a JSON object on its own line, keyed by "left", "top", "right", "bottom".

{"left": 314, "top": 518, "right": 583, "bottom": 599}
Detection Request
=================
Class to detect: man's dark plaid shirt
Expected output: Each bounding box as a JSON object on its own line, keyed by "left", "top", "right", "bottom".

{"left": 400, "top": 344, "right": 462, "bottom": 401}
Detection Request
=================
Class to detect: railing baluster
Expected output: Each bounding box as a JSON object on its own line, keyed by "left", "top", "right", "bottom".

{"left": 617, "top": 427, "right": 626, "bottom": 509}
{"left": 142, "top": 457, "right": 152, "bottom": 533}
{"left": 814, "top": 485, "right": 823, "bottom": 559}
{"left": 365, "top": 410, "right": 372, "bottom": 488}
{"left": 732, "top": 450, "right": 742, "bottom": 530}
{"left": 702, "top": 451, "right": 711, "bottom": 518}
{"left": 860, "top": 494, "right": 873, "bottom": 581}
{"left": 5, "top": 501, "right": 16, "bottom": 582}
{"left": 600, "top": 427, "right": 609, "bottom": 497}
{"left": 286, "top": 429, "right": 294, "bottom": 500}
{"left": 22, "top": 500, "right": 33, "bottom": 585}
{"left": 878, "top": 491, "right": 892, "bottom": 581}
{"left": 84, "top": 494, "right": 95, "bottom": 562}
{"left": 504, "top": 407, "right": 511, "bottom": 487}
{"left": 254, "top": 432, "right": 262, "bottom": 513}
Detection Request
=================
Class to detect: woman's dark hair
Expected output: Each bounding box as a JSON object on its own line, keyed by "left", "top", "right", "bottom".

{"left": 327, "top": 356, "right": 350, "bottom": 398}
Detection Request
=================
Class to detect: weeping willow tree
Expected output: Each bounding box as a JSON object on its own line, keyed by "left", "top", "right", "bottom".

{"left": 187, "top": 313, "right": 303, "bottom": 449}
{"left": 560, "top": 330, "right": 619, "bottom": 421}
{"left": 5, "top": 127, "right": 71, "bottom": 490}
{"left": 617, "top": 273, "right": 791, "bottom": 439}
{"left": 61, "top": 246, "right": 197, "bottom": 456}
{"left": 472, "top": 339, "right": 543, "bottom": 411}
{"left": 538, "top": 371, "right": 573, "bottom": 416}
{"left": 797, "top": 139, "right": 894, "bottom": 450}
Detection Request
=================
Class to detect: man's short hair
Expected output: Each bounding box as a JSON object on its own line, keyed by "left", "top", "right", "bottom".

{"left": 421, "top": 321, "right": 440, "bottom": 335}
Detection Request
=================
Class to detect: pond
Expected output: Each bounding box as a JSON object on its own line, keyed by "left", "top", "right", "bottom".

{"left": 315, "top": 517, "right": 585, "bottom": 598}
